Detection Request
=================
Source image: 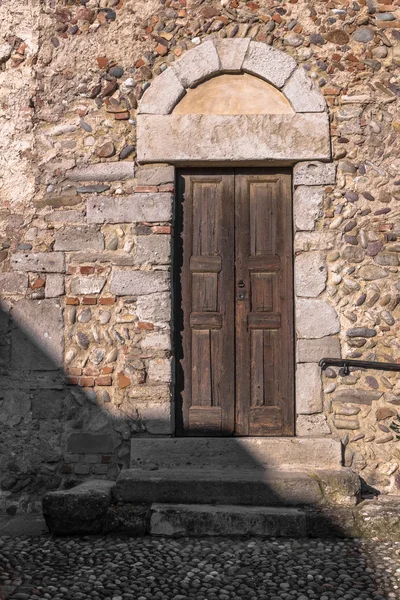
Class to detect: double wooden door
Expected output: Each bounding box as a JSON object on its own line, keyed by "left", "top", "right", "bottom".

{"left": 175, "top": 169, "right": 294, "bottom": 436}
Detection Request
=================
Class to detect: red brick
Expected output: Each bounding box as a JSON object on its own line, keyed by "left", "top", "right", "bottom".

{"left": 82, "top": 297, "right": 97, "bottom": 305}
{"left": 67, "top": 376, "right": 79, "bottom": 386}
{"left": 67, "top": 266, "right": 77, "bottom": 274}
{"left": 101, "top": 455, "right": 112, "bottom": 464}
{"left": 137, "top": 321, "right": 154, "bottom": 330}
{"left": 155, "top": 43, "right": 168, "bottom": 56}
{"left": 67, "top": 367, "right": 82, "bottom": 376}
{"left": 323, "top": 87, "right": 341, "bottom": 96}
{"left": 158, "top": 184, "right": 174, "bottom": 193}
{"left": 84, "top": 367, "right": 99, "bottom": 376}
{"left": 134, "top": 186, "right": 159, "bottom": 193}
{"left": 100, "top": 297, "right": 116, "bottom": 305}
{"left": 80, "top": 266, "right": 95, "bottom": 274}
{"left": 272, "top": 13, "right": 282, "bottom": 23}
{"left": 97, "top": 56, "right": 108, "bottom": 69}
{"left": 31, "top": 277, "right": 45, "bottom": 289}
{"left": 102, "top": 366, "right": 114, "bottom": 374}
{"left": 66, "top": 297, "right": 80, "bottom": 305}
{"left": 96, "top": 376, "right": 112, "bottom": 386}
{"left": 152, "top": 225, "right": 172, "bottom": 234}
{"left": 79, "top": 377, "right": 95, "bottom": 387}
{"left": 118, "top": 371, "right": 131, "bottom": 388}
{"left": 61, "top": 464, "right": 73, "bottom": 474}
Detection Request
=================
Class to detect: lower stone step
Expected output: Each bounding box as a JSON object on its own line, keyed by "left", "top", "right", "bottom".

{"left": 150, "top": 504, "right": 307, "bottom": 537}
{"left": 114, "top": 467, "right": 360, "bottom": 507}
{"left": 42, "top": 480, "right": 400, "bottom": 540}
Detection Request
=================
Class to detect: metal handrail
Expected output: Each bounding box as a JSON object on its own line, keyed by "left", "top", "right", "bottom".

{"left": 319, "top": 357, "right": 400, "bottom": 376}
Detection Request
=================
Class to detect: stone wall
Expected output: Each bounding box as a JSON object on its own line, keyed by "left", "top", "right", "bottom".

{"left": 0, "top": 0, "right": 400, "bottom": 512}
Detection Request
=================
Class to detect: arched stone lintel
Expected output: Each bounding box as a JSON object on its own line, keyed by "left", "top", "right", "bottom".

{"left": 137, "top": 39, "right": 330, "bottom": 164}
{"left": 138, "top": 39, "right": 327, "bottom": 116}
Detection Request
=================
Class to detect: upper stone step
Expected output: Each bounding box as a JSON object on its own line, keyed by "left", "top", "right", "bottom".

{"left": 130, "top": 437, "right": 342, "bottom": 470}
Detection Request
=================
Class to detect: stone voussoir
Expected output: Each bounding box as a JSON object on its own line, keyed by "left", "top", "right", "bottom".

{"left": 242, "top": 41, "right": 296, "bottom": 89}
{"left": 138, "top": 67, "right": 185, "bottom": 115}
{"left": 172, "top": 39, "right": 220, "bottom": 89}
{"left": 215, "top": 38, "right": 251, "bottom": 72}
{"left": 283, "top": 67, "right": 327, "bottom": 112}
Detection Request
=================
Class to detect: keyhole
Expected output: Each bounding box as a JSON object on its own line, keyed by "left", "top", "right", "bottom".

{"left": 238, "top": 280, "right": 245, "bottom": 288}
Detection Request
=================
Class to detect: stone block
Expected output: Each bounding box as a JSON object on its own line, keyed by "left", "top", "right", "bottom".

{"left": 215, "top": 38, "right": 250, "bottom": 72}
{"left": 150, "top": 504, "right": 307, "bottom": 538}
{"left": 67, "top": 162, "right": 135, "bottom": 182}
{"left": 242, "top": 42, "right": 296, "bottom": 88}
{"left": 31, "top": 390, "right": 65, "bottom": 419}
{"left": 138, "top": 68, "right": 185, "bottom": 114}
{"left": 296, "top": 363, "right": 323, "bottom": 414}
{"left": 11, "top": 299, "right": 64, "bottom": 370}
{"left": 147, "top": 357, "right": 172, "bottom": 383}
{"left": 0, "top": 390, "right": 31, "bottom": 427}
{"left": 296, "top": 298, "right": 340, "bottom": 339}
{"left": 130, "top": 438, "right": 342, "bottom": 470}
{"left": 283, "top": 67, "right": 326, "bottom": 112}
{"left": 139, "top": 402, "right": 173, "bottom": 435}
{"left": 135, "top": 235, "right": 171, "bottom": 265}
{"left": 331, "top": 388, "right": 382, "bottom": 405}
{"left": 42, "top": 480, "right": 114, "bottom": 535}
{"left": 69, "top": 276, "right": 106, "bottom": 295}
{"left": 105, "top": 504, "right": 150, "bottom": 535}
{"left": 11, "top": 252, "right": 65, "bottom": 273}
{"left": 173, "top": 40, "right": 220, "bottom": 88}
{"left": 54, "top": 227, "right": 104, "bottom": 251}
{"left": 295, "top": 252, "right": 327, "bottom": 297}
{"left": 45, "top": 210, "right": 84, "bottom": 224}
{"left": 296, "top": 414, "right": 331, "bottom": 436}
{"left": 294, "top": 186, "right": 325, "bottom": 231}
{"left": 45, "top": 274, "right": 65, "bottom": 298}
{"left": 136, "top": 292, "right": 171, "bottom": 323}
{"left": 137, "top": 114, "right": 331, "bottom": 163}
{"left": 67, "top": 432, "right": 115, "bottom": 454}
{"left": 0, "top": 273, "right": 28, "bottom": 294}
{"left": 294, "top": 232, "right": 337, "bottom": 252}
{"left": 141, "top": 332, "right": 171, "bottom": 351}
{"left": 293, "top": 162, "right": 337, "bottom": 186}
{"left": 136, "top": 165, "right": 175, "bottom": 186}
{"left": 128, "top": 384, "right": 171, "bottom": 402}
{"left": 297, "top": 337, "right": 341, "bottom": 363}
{"left": 87, "top": 194, "right": 172, "bottom": 224}
{"left": 111, "top": 270, "right": 170, "bottom": 296}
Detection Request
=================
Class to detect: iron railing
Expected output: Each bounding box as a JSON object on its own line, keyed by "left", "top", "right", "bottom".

{"left": 319, "top": 357, "right": 400, "bottom": 377}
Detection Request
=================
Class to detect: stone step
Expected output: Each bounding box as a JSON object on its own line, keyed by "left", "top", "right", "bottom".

{"left": 130, "top": 437, "right": 342, "bottom": 470}
{"left": 150, "top": 504, "right": 307, "bottom": 537}
{"left": 114, "top": 467, "right": 360, "bottom": 507}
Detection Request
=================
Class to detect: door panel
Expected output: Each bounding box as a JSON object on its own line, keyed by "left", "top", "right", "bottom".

{"left": 235, "top": 170, "right": 294, "bottom": 436}
{"left": 177, "top": 170, "right": 235, "bottom": 436}
{"left": 176, "top": 168, "right": 294, "bottom": 436}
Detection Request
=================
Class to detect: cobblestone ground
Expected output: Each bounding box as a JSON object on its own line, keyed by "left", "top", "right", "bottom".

{"left": 0, "top": 535, "right": 400, "bottom": 600}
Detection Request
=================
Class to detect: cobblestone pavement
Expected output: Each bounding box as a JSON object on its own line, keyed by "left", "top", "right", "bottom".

{"left": 0, "top": 535, "right": 400, "bottom": 600}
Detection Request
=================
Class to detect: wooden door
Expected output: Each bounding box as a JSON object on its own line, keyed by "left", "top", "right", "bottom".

{"left": 175, "top": 169, "right": 294, "bottom": 436}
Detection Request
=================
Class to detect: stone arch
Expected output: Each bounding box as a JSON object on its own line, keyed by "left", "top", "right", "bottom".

{"left": 137, "top": 39, "right": 330, "bottom": 163}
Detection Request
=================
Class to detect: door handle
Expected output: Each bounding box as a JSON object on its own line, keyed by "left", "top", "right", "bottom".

{"left": 238, "top": 280, "right": 245, "bottom": 288}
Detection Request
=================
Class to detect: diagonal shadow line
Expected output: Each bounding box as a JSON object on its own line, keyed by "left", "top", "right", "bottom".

{"left": 0, "top": 283, "right": 396, "bottom": 599}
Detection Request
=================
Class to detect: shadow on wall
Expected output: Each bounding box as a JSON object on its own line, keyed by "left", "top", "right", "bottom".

{"left": 0, "top": 300, "right": 399, "bottom": 597}
{"left": 0, "top": 298, "right": 149, "bottom": 515}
